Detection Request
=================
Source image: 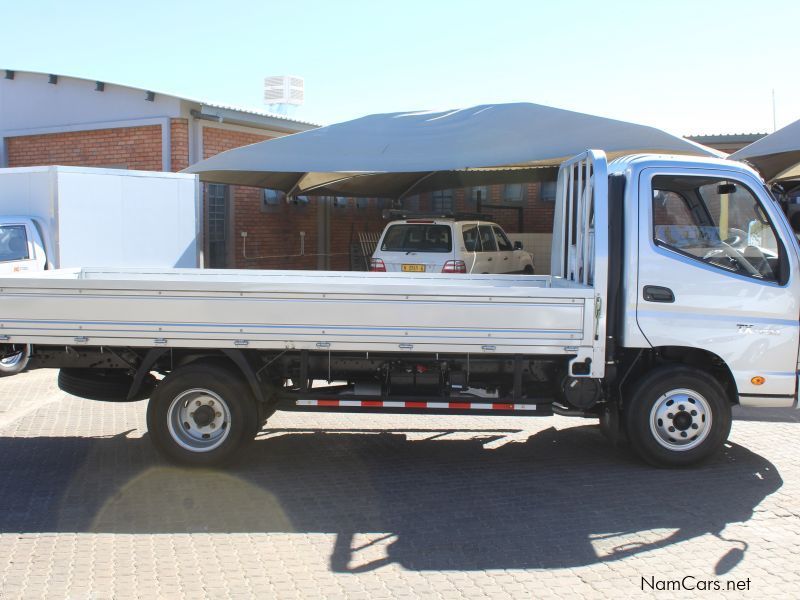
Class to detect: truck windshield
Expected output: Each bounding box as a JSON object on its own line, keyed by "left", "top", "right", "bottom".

{"left": 381, "top": 224, "right": 452, "bottom": 252}
{"left": 0, "top": 225, "right": 29, "bottom": 262}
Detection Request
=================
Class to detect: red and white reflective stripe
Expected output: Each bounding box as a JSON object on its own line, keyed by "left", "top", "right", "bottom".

{"left": 297, "top": 399, "right": 537, "bottom": 411}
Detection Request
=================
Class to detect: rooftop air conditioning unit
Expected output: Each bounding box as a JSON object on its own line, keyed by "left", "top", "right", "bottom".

{"left": 264, "top": 76, "right": 304, "bottom": 107}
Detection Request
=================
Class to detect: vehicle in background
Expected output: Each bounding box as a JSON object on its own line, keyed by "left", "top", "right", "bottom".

{"left": 0, "top": 166, "right": 201, "bottom": 274}
{"left": 370, "top": 216, "right": 535, "bottom": 274}
{"left": 0, "top": 166, "right": 202, "bottom": 373}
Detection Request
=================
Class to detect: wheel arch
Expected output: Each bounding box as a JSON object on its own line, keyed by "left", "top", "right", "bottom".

{"left": 649, "top": 346, "right": 738, "bottom": 405}
{"left": 129, "top": 348, "right": 266, "bottom": 406}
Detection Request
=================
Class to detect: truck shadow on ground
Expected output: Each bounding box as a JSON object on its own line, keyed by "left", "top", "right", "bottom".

{"left": 732, "top": 405, "right": 800, "bottom": 423}
{"left": 0, "top": 424, "right": 782, "bottom": 572}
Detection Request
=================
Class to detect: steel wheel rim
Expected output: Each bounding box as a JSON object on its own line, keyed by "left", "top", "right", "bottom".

{"left": 649, "top": 388, "right": 712, "bottom": 451}
{"left": 0, "top": 351, "right": 24, "bottom": 368}
{"left": 167, "top": 388, "right": 232, "bottom": 452}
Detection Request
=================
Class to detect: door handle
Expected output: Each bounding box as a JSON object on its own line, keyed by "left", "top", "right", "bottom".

{"left": 488, "top": 258, "right": 493, "bottom": 261}
{"left": 643, "top": 285, "right": 675, "bottom": 303}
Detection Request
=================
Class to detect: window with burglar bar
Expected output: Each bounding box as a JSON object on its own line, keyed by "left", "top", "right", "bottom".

{"left": 431, "top": 189, "right": 454, "bottom": 212}
{"left": 207, "top": 184, "right": 228, "bottom": 242}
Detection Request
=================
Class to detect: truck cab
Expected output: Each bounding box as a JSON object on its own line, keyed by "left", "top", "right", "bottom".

{"left": 611, "top": 154, "right": 800, "bottom": 409}
{"left": 0, "top": 217, "right": 46, "bottom": 274}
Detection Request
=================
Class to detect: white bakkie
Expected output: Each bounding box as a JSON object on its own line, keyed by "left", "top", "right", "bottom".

{"left": 0, "top": 151, "right": 797, "bottom": 468}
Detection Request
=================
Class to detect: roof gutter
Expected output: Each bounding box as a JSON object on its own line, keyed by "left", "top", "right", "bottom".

{"left": 194, "top": 105, "right": 316, "bottom": 134}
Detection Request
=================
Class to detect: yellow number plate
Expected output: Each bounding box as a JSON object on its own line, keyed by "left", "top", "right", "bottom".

{"left": 402, "top": 264, "right": 425, "bottom": 272}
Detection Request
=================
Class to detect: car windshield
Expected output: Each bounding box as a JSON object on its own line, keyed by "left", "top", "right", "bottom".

{"left": 381, "top": 224, "right": 452, "bottom": 252}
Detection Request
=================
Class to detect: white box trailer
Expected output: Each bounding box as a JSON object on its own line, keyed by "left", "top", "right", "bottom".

{"left": 0, "top": 166, "right": 201, "bottom": 273}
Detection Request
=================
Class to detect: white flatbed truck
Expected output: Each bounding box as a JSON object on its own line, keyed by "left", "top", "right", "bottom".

{"left": 1, "top": 151, "right": 797, "bottom": 467}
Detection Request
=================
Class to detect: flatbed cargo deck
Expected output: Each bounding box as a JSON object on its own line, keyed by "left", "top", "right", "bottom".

{"left": 0, "top": 268, "right": 596, "bottom": 359}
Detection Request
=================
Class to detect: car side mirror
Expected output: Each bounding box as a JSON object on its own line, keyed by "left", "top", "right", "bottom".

{"left": 513, "top": 241, "right": 523, "bottom": 250}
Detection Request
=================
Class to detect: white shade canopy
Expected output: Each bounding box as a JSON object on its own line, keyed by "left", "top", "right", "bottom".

{"left": 185, "top": 102, "right": 721, "bottom": 198}
{"left": 731, "top": 119, "right": 800, "bottom": 181}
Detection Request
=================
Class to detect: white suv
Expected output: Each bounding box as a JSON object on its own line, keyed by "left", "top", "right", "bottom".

{"left": 370, "top": 217, "right": 535, "bottom": 274}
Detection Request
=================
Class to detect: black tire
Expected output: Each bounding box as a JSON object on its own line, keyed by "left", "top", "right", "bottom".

{"left": 146, "top": 363, "right": 259, "bottom": 466}
{"left": 58, "top": 368, "right": 155, "bottom": 401}
{"left": 0, "top": 345, "right": 30, "bottom": 376}
{"left": 523, "top": 265, "right": 534, "bottom": 275}
{"left": 625, "top": 366, "right": 731, "bottom": 467}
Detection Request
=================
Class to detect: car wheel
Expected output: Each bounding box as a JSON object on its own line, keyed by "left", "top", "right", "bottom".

{"left": 625, "top": 365, "right": 731, "bottom": 467}
{"left": 523, "top": 265, "right": 534, "bottom": 274}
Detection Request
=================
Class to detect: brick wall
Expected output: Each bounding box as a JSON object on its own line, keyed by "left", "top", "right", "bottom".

{"left": 329, "top": 199, "right": 387, "bottom": 270}
{"left": 237, "top": 197, "right": 320, "bottom": 270}
{"left": 7, "top": 125, "right": 163, "bottom": 171}
{"left": 170, "top": 119, "right": 189, "bottom": 171}
{"left": 411, "top": 183, "right": 555, "bottom": 234}
{"left": 200, "top": 126, "right": 390, "bottom": 271}
{"left": 201, "top": 126, "right": 285, "bottom": 268}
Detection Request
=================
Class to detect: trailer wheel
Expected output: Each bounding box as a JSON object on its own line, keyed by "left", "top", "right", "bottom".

{"left": 146, "top": 363, "right": 258, "bottom": 466}
{"left": 625, "top": 366, "right": 731, "bottom": 467}
{"left": 0, "top": 345, "right": 30, "bottom": 376}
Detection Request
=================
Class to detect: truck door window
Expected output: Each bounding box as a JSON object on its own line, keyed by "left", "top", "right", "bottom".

{"left": 0, "top": 225, "right": 30, "bottom": 262}
{"left": 493, "top": 226, "right": 513, "bottom": 251}
{"left": 652, "top": 175, "right": 782, "bottom": 282}
{"left": 478, "top": 225, "right": 497, "bottom": 252}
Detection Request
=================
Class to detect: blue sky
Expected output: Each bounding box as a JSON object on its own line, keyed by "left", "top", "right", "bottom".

{"left": 2, "top": 0, "right": 798, "bottom": 135}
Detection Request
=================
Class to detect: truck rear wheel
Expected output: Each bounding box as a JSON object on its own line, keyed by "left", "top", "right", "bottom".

{"left": 625, "top": 366, "right": 731, "bottom": 467}
{"left": 146, "top": 363, "right": 259, "bottom": 466}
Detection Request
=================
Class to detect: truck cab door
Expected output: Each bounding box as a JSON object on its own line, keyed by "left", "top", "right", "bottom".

{"left": 636, "top": 167, "right": 800, "bottom": 406}
{"left": 0, "top": 220, "right": 46, "bottom": 274}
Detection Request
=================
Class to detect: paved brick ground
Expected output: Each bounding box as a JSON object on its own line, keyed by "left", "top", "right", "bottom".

{"left": 0, "top": 369, "right": 797, "bottom": 599}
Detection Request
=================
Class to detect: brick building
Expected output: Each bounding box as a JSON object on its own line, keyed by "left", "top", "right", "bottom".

{"left": 1, "top": 70, "right": 559, "bottom": 271}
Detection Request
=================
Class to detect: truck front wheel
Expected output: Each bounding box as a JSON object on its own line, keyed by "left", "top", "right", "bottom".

{"left": 625, "top": 366, "right": 731, "bottom": 467}
{"left": 146, "top": 363, "right": 259, "bottom": 466}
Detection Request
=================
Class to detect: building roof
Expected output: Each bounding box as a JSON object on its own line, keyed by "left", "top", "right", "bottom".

{"left": 2, "top": 68, "right": 319, "bottom": 130}
{"left": 686, "top": 133, "right": 767, "bottom": 144}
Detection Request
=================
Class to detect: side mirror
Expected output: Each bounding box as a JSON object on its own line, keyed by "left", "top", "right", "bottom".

{"left": 513, "top": 241, "right": 523, "bottom": 250}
